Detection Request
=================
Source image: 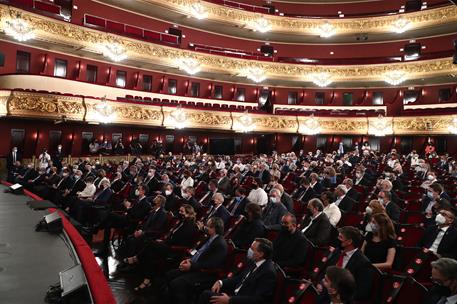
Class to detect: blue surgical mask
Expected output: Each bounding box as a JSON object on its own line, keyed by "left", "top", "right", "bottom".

{"left": 427, "top": 191, "right": 434, "bottom": 199}
{"left": 247, "top": 248, "right": 254, "bottom": 260}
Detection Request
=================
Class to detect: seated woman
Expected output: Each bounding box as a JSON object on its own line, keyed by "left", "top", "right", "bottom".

{"left": 231, "top": 203, "right": 265, "bottom": 249}
{"left": 130, "top": 204, "right": 199, "bottom": 291}
{"left": 362, "top": 199, "right": 386, "bottom": 233}
{"left": 361, "top": 213, "right": 397, "bottom": 271}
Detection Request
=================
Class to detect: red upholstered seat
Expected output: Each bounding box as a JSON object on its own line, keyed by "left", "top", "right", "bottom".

{"left": 125, "top": 25, "right": 143, "bottom": 37}
{"left": 106, "top": 20, "right": 124, "bottom": 34}
{"left": 144, "top": 30, "right": 161, "bottom": 41}
{"left": 34, "top": 0, "right": 61, "bottom": 14}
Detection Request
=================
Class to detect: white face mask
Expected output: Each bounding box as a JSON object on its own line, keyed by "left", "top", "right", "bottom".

{"left": 365, "top": 206, "right": 373, "bottom": 215}
{"left": 270, "top": 197, "right": 278, "bottom": 204}
{"left": 135, "top": 189, "right": 140, "bottom": 196}
{"left": 165, "top": 190, "right": 172, "bottom": 196}
{"left": 148, "top": 172, "right": 154, "bottom": 177}
{"left": 435, "top": 214, "right": 446, "bottom": 225}
{"left": 427, "top": 175, "right": 435, "bottom": 181}
{"left": 378, "top": 198, "right": 384, "bottom": 205}
{"left": 182, "top": 193, "right": 189, "bottom": 199}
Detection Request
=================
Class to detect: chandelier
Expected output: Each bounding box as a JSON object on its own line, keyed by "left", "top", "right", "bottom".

{"left": 169, "top": 106, "right": 187, "bottom": 129}
{"left": 309, "top": 72, "right": 332, "bottom": 87}
{"left": 317, "top": 22, "right": 336, "bottom": 38}
{"left": 448, "top": 117, "right": 457, "bottom": 134}
{"left": 102, "top": 43, "right": 127, "bottom": 62}
{"left": 178, "top": 58, "right": 201, "bottom": 75}
{"left": 384, "top": 70, "right": 407, "bottom": 86}
{"left": 4, "top": 17, "right": 35, "bottom": 42}
{"left": 250, "top": 17, "right": 272, "bottom": 33}
{"left": 391, "top": 17, "right": 411, "bottom": 34}
{"left": 368, "top": 114, "right": 393, "bottom": 136}
{"left": 299, "top": 114, "right": 322, "bottom": 135}
{"left": 190, "top": 1, "right": 208, "bottom": 20}
{"left": 243, "top": 67, "right": 267, "bottom": 83}
{"left": 235, "top": 111, "right": 255, "bottom": 132}
{"left": 95, "top": 97, "right": 116, "bottom": 124}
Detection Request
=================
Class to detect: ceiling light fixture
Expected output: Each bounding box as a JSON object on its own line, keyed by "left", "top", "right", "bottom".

{"left": 250, "top": 17, "right": 272, "bottom": 33}
{"left": 102, "top": 43, "right": 127, "bottom": 62}
{"left": 317, "top": 22, "right": 336, "bottom": 38}
{"left": 178, "top": 58, "right": 201, "bottom": 75}
{"left": 95, "top": 96, "right": 116, "bottom": 124}
{"left": 368, "top": 114, "right": 393, "bottom": 136}
{"left": 189, "top": 1, "right": 208, "bottom": 20}
{"left": 309, "top": 72, "right": 333, "bottom": 87}
{"left": 384, "top": 70, "right": 408, "bottom": 85}
{"left": 391, "top": 17, "right": 411, "bottom": 33}
{"left": 234, "top": 111, "right": 255, "bottom": 133}
{"left": 243, "top": 67, "right": 267, "bottom": 83}
{"left": 299, "top": 114, "right": 322, "bottom": 135}
{"left": 168, "top": 106, "right": 187, "bottom": 129}
{"left": 3, "top": 16, "right": 35, "bottom": 42}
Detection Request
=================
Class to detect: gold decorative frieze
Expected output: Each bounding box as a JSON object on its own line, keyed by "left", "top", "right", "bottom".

{"left": 1, "top": 91, "right": 457, "bottom": 136}
{"left": 138, "top": 0, "right": 457, "bottom": 36}
{"left": 7, "top": 91, "right": 84, "bottom": 120}
{"left": 0, "top": 90, "right": 10, "bottom": 116}
{"left": 0, "top": 5, "right": 456, "bottom": 86}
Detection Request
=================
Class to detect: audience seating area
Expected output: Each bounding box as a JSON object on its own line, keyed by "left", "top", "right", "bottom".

{"left": 1, "top": 0, "right": 62, "bottom": 16}
{"left": 189, "top": 43, "right": 274, "bottom": 62}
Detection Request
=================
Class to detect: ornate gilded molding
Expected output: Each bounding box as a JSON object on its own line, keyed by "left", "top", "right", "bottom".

{"left": 0, "top": 90, "right": 10, "bottom": 116}
{"left": 139, "top": 0, "right": 457, "bottom": 36}
{"left": 2, "top": 90, "right": 457, "bottom": 135}
{"left": 0, "top": 5, "right": 456, "bottom": 85}
{"left": 7, "top": 91, "right": 84, "bottom": 120}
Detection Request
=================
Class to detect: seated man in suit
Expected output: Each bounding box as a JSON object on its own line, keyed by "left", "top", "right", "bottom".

{"left": 262, "top": 189, "right": 288, "bottom": 231}
{"left": 328, "top": 226, "right": 373, "bottom": 301}
{"left": 333, "top": 185, "right": 356, "bottom": 213}
{"left": 342, "top": 178, "right": 361, "bottom": 203}
{"left": 199, "top": 179, "right": 218, "bottom": 206}
{"left": 163, "top": 182, "right": 180, "bottom": 212}
{"left": 166, "top": 217, "right": 228, "bottom": 304}
{"left": 298, "top": 177, "right": 317, "bottom": 205}
{"left": 418, "top": 208, "right": 457, "bottom": 259}
{"left": 378, "top": 190, "right": 400, "bottom": 223}
{"left": 273, "top": 183, "right": 293, "bottom": 212}
{"left": 232, "top": 203, "right": 265, "bottom": 250}
{"left": 310, "top": 173, "right": 324, "bottom": 195}
{"left": 226, "top": 187, "right": 249, "bottom": 217}
{"left": 422, "top": 183, "right": 452, "bottom": 216}
{"left": 273, "top": 213, "right": 307, "bottom": 268}
{"left": 198, "top": 238, "right": 276, "bottom": 304}
{"left": 15, "top": 163, "right": 37, "bottom": 185}
{"left": 182, "top": 186, "right": 202, "bottom": 211}
{"left": 203, "top": 193, "right": 231, "bottom": 227}
{"left": 318, "top": 266, "right": 356, "bottom": 304}
{"left": 423, "top": 257, "right": 457, "bottom": 304}
{"left": 301, "top": 198, "right": 332, "bottom": 246}
{"left": 217, "top": 169, "right": 232, "bottom": 196}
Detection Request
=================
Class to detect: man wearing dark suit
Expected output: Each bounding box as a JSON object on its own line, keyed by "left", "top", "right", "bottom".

{"left": 274, "top": 184, "right": 293, "bottom": 212}
{"left": 334, "top": 185, "right": 356, "bottom": 213}
{"left": 60, "top": 170, "right": 86, "bottom": 209}
{"left": 199, "top": 179, "right": 218, "bottom": 207}
{"left": 301, "top": 199, "right": 332, "bottom": 246}
{"left": 262, "top": 189, "right": 288, "bottom": 231}
{"left": 166, "top": 217, "right": 228, "bottom": 304}
{"left": 423, "top": 258, "right": 457, "bottom": 304}
{"left": 378, "top": 190, "right": 401, "bottom": 223}
{"left": 206, "top": 193, "right": 231, "bottom": 227}
{"left": 164, "top": 183, "right": 180, "bottom": 212}
{"left": 72, "top": 178, "right": 113, "bottom": 223}
{"left": 6, "top": 146, "right": 22, "bottom": 172}
{"left": 52, "top": 145, "right": 64, "bottom": 170}
{"left": 15, "top": 163, "right": 37, "bottom": 185}
{"left": 227, "top": 187, "right": 249, "bottom": 217}
{"left": 217, "top": 170, "right": 232, "bottom": 196}
{"left": 144, "top": 168, "right": 160, "bottom": 194}
{"left": 120, "top": 195, "right": 168, "bottom": 258}
{"left": 328, "top": 226, "right": 373, "bottom": 302}
{"left": 343, "top": 178, "right": 361, "bottom": 203}
{"left": 182, "top": 187, "right": 202, "bottom": 211}
{"left": 354, "top": 168, "right": 371, "bottom": 187}
{"left": 232, "top": 203, "right": 265, "bottom": 250}
{"left": 198, "top": 238, "right": 276, "bottom": 304}
{"left": 298, "top": 178, "right": 317, "bottom": 205}
{"left": 310, "top": 173, "right": 324, "bottom": 195}
{"left": 258, "top": 163, "right": 272, "bottom": 185}
{"left": 422, "top": 183, "right": 452, "bottom": 214}
{"left": 34, "top": 166, "right": 61, "bottom": 199}
{"left": 418, "top": 208, "right": 457, "bottom": 259}
{"left": 273, "top": 213, "right": 308, "bottom": 268}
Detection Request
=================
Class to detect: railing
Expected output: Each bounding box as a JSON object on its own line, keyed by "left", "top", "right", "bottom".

{"left": 84, "top": 14, "right": 180, "bottom": 45}
{"left": 0, "top": 0, "right": 62, "bottom": 16}
{"left": 209, "top": 0, "right": 271, "bottom": 14}
{"left": 189, "top": 43, "right": 274, "bottom": 62}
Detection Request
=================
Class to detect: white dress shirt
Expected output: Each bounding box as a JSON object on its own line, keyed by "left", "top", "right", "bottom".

{"left": 342, "top": 248, "right": 358, "bottom": 268}
{"left": 180, "top": 177, "right": 194, "bottom": 191}
{"left": 323, "top": 203, "right": 342, "bottom": 227}
{"left": 78, "top": 183, "right": 96, "bottom": 198}
{"left": 247, "top": 188, "right": 268, "bottom": 207}
{"left": 429, "top": 226, "right": 449, "bottom": 253}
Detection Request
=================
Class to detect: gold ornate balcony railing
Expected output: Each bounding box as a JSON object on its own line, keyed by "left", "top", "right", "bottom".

{"left": 0, "top": 89, "right": 456, "bottom": 135}
{"left": 0, "top": 6, "right": 456, "bottom": 87}
{"left": 130, "top": 0, "right": 457, "bottom": 36}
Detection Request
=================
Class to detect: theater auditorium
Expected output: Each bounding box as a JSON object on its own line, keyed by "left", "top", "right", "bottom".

{"left": 0, "top": 0, "right": 457, "bottom": 303}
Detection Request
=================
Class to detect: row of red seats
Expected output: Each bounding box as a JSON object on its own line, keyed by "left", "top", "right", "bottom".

{"left": 275, "top": 108, "right": 385, "bottom": 117}
{"left": 3, "top": 0, "right": 61, "bottom": 15}
{"left": 84, "top": 14, "right": 179, "bottom": 45}
{"left": 190, "top": 43, "right": 274, "bottom": 62}
{"left": 118, "top": 95, "right": 263, "bottom": 112}
{"left": 209, "top": 0, "right": 271, "bottom": 14}
{"left": 401, "top": 107, "right": 457, "bottom": 116}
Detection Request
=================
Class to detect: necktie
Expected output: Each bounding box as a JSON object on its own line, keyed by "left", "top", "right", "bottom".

{"left": 13, "top": 152, "right": 16, "bottom": 163}
{"left": 191, "top": 237, "right": 213, "bottom": 263}
{"left": 230, "top": 199, "right": 241, "bottom": 215}
{"left": 336, "top": 253, "right": 345, "bottom": 267}
{"left": 234, "top": 265, "right": 257, "bottom": 294}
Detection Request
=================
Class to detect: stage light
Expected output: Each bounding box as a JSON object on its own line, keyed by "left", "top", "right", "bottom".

{"left": 4, "top": 16, "right": 35, "bottom": 42}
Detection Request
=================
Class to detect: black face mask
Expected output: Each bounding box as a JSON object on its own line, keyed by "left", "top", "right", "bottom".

{"left": 281, "top": 225, "right": 290, "bottom": 233}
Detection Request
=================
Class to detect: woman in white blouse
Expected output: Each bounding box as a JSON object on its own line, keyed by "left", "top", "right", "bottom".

{"left": 321, "top": 191, "right": 341, "bottom": 227}
{"left": 180, "top": 170, "right": 194, "bottom": 196}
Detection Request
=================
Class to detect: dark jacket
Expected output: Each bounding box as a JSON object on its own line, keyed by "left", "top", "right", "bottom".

{"left": 273, "top": 230, "right": 308, "bottom": 268}
{"left": 166, "top": 219, "right": 199, "bottom": 247}
{"left": 385, "top": 201, "right": 401, "bottom": 223}
{"left": 142, "top": 207, "right": 168, "bottom": 237}
{"left": 418, "top": 224, "right": 457, "bottom": 259}
{"left": 301, "top": 212, "right": 332, "bottom": 246}
{"left": 128, "top": 196, "right": 151, "bottom": 221}
{"left": 232, "top": 218, "right": 266, "bottom": 249}
{"left": 335, "top": 195, "right": 356, "bottom": 213}
{"left": 190, "top": 235, "right": 228, "bottom": 271}
{"left": 227, "top": 196, "right": 249, "bottom": 217}
{"left": 262, "top": 202, "right": 288, "bottom": 231}
{"left": 221, "top": 259, "right": 277, "bottom": 304}
{"left": 207, "top": 205, "right": 231, "bottom": 227}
